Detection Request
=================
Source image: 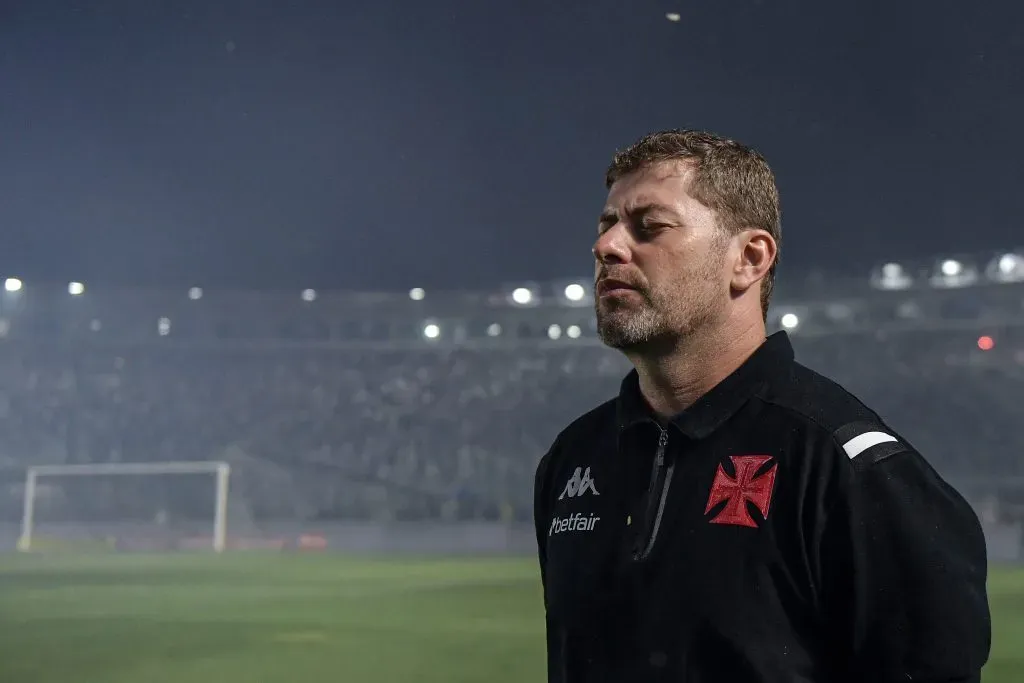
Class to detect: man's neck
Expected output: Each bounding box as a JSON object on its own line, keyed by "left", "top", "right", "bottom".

{"left": 628, "top": 317, "right": 767, "bottom": 419}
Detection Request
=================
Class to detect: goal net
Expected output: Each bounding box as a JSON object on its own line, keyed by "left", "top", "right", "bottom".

{"left": 17, "top": 461, "right": 230, "bottom": 553}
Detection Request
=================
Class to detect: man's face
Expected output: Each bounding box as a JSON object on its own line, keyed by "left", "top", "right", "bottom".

{"left": 593, "top": 161, "right": 731, "bottom": 351}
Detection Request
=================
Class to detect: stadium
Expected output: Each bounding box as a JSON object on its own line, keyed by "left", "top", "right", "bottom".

{"left": 1, "top": 250, "right": 1023, "bottom": 681}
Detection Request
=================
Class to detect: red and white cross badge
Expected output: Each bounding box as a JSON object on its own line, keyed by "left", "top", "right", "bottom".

{"left": 704, "top": 455, "right": 777, "bottom": 528}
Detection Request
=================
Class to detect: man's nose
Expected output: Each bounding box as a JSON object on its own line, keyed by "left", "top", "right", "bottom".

{"left": 593, "top": 224, "right": 631, "bottom": 265}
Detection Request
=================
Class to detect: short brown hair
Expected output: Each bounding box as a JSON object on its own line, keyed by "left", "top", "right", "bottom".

{"left": 606, "top": 129, "right": 781, "bottom": 319}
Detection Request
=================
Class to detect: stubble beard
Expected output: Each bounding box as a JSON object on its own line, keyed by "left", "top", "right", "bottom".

{"left": 595, "top": 247, "right": 727, "bottom": 353}
{"left": 595, "top": 291, "right": 669, "bottom": 350}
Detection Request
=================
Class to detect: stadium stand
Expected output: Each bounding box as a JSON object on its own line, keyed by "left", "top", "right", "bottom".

{"left": 0, "top": 253, "right": 1022, "bottom": 543}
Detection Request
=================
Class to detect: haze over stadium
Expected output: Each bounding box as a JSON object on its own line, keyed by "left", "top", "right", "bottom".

{"left": 1, "top": 1, "right": 1023, "bottom": 682}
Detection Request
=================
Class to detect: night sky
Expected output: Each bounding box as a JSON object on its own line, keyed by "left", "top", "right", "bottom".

{"left": 2, "top": 0, "right": 1021, "bottom": 292}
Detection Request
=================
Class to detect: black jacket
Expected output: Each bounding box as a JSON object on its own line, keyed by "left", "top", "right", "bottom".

{"left": 534, "top": 332, "right": 990, "bottom": 683}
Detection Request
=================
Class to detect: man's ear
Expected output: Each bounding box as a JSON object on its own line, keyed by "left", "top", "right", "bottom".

{"left": 730, "top": 229, "right": 777, "bottom": 294}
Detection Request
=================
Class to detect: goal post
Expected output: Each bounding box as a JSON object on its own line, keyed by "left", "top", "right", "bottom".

{"left": 17, "top": 461, "right": 231, "bottom": 553}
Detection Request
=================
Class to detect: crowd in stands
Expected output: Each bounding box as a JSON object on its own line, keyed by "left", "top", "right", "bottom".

{"left": 0, "top": 325, "right": 1021, "bottom": 525}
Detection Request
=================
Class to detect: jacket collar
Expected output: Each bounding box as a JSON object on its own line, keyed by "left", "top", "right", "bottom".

{"left": 616, "top": 331, "right": 794, "bottom": 441}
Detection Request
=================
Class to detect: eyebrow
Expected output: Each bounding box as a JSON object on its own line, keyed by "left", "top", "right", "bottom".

{"left": 598, "top": 203, "right": 675, "bottom": 227}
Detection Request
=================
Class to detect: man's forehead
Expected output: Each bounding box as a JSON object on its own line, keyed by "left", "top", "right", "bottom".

{"left": 601, "top": 195, "right": 673, "bottom": 216}
{"left": 604, "top": 161, "right": 696, "bottom": 215}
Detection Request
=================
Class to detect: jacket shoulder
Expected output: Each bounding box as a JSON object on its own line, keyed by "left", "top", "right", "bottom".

{"left": 763, "top": 361, "right": 882, "bottom": 432}
{"left": 760, "top": 361, "right": 911, "bottom": 466}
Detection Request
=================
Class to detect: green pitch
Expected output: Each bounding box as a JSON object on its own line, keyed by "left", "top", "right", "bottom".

{"left": 0, "top": 553, "right": 1020, "bottom": 682}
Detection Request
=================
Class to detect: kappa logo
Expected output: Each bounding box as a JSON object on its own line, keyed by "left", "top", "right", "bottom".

{"left": 558, "top": 467, "right": 600, "bottom": 499}
{"left": 704, "top": 455, "right": 777, "bottom": 528}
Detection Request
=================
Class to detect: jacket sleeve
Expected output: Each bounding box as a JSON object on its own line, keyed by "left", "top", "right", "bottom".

{"left": 820, "top": 430, "right": 991, "bottom": 682}
{"left": 535, "top": 446, "right": 563, "bottom": 683}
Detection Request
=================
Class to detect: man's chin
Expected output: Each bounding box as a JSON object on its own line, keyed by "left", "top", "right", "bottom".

{"left": 596, "top": 310, "right": 677, "bottom": 351}
{"left": 598, "top": 335, "right": 634, "bottom": 350}
{"left": 598, "top": 334, "right": 650, "bottom": 351}
{"left": 596, "top": 321, "right": 650, "bottom": 350}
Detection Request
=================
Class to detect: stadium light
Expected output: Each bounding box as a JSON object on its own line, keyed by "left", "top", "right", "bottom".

{"left": 932, "top": 257, "right": 978, "bottom": 288}
{"left": 68, "top": 281, "right": 85, "bottom": 296}
{"left": 301, "top": 288, "right": 316, "bottom": 302}
{"left": 188, "top": 287, "right": 203, "bottom": 300}
{"left": 547, "top": 324, "right": 562, "bottom": 340}
{"left": 872, "top": 261, "right": 912, "bottom": 290}
{"left": 780, "top": 313, "right": 799, "bottom": 329}
{"left": 409, "top": 287, "right": 425, "bottom": 301}
{"left": 423, "top": 322, "right": 441, "bottom": 339}
{"left": 4, "top": 278, "right": 22, "bottom": 293}
{"left": 511, "top": 287, "right": 533, "bottom": 305}
{"left": 564, "top": 283, "right": 585, "bottom": 302}
{"left": 940, "top": 259, "right": 962, "bottom": 277}
{"left": 567, "top": 325, "right": 582, "bottom": 339}
{"left": 998, "top": 254, "right": 1019, "bottom": 274}
{"left": 990, "top": 253, "right": 1024, "bottom": 283}
{"left": 486, "top": 323, "right": 502, "bottom": 337}
{"left": 157, "top": 317, "right": 171, "bottom": 336}
{"left": 881, "top": 263, "right": 903, "bottom": 279}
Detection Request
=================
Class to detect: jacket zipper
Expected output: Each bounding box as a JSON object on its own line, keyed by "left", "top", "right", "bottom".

{"left": 634, "top": 427, "right": 674, "bottom": 561}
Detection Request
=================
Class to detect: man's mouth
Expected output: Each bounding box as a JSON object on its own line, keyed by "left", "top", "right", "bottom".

{"left": 596, "top": 278, "right": 637, "bottom": 297}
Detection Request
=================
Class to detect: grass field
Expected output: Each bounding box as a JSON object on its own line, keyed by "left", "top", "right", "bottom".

{"left": 0, "top": 554, "right": 1020, "bottom": 682}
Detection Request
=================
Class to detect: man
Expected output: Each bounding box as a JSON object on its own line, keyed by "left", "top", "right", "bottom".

{"left": 533, "top": 129, "right": 991, "bottom": 682}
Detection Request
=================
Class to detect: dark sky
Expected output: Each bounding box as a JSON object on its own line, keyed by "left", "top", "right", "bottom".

{"left": 1, "top": 0, "right": 1021, "bottom": 291}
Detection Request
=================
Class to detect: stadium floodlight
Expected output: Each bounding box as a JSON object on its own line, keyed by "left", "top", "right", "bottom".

{"left": 872, "top": 262, "right": 912, "bottom": 290}
{"left": 511, "top": 287, "right": 533, "bottom": 305}
{"left": 409, "top": 287, "right": 425, "bottom": 301}
{"left": 4, "top": 277, "right": 22, "bottom": 293}
{"left": 666, "top": 12, "right": 681, "bottom": 21}
{"left": 157, "top": 317, "right": 171, "bottom": 336}
{"left": 423, "top": 322, "right": 441, "bottom": 339}
{"left": 564, "top": 283, "right": 586, "bottom": 302}
{"left": 301, "top": 288, "right": 316, "bottom": 302}
{"left": 881, "top": 263, "right": 902, "bottom": 279}
{"left": 188, "top": 287, "right": 203, "bottom": 300}
{"left": 940, "top": 259, "right": 962, "bottom": 277}
{"left": 567, "top": 324, "right": 582, "bottom": 339}
{"left": 17, "top": 461, "right": 231, "bottom": 554}
{"left": 68, "top": 281, "right": 85, "bottom": 296}
{"left": 547, "top": 324, "right": 562, "bottom": 340}
{"left": 931, "top": 257, "right": 978, "bottom": 288}
{"left": 780, "top": 313, "right": 799, "bottom": 329}
{"left": 989, "top": 253, "right": 1024, "bottom": 283}
{"left": 486, "top": 323, "right": 502, "bottom": 337}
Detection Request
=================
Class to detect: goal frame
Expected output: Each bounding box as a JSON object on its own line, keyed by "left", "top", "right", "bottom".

{"left": 17, "top": 461, "right": 231, "bottom": 553}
